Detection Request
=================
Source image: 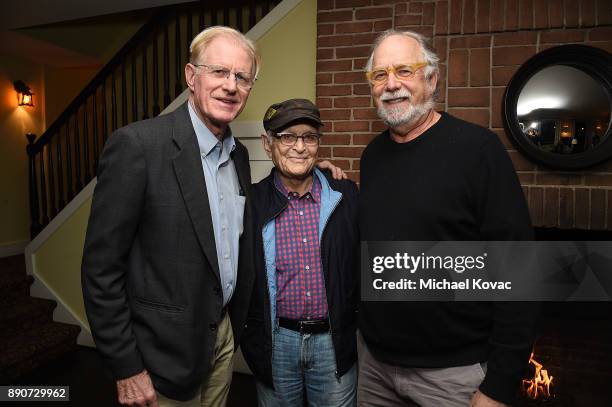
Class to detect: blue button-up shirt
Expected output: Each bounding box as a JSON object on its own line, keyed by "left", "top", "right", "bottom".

{"left": 188, "top": 102, "right": 244, "bottom": 306}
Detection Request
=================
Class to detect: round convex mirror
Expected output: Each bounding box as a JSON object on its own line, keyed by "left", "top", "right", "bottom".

{"left": 503, "top": 45, "right": 612, "bottom": 170}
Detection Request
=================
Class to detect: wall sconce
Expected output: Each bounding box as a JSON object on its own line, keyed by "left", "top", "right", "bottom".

{"left": 13, "top": 80, "right": 34, "bottom": 107}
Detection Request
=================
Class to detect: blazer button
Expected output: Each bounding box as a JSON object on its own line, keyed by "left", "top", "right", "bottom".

{"left": 209, "top": 323, "right": 217, "bottom": 331}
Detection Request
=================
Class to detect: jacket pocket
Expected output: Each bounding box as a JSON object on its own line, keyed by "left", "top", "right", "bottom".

{"left": 133, "top": 297, "right": 185, "bottom": 314}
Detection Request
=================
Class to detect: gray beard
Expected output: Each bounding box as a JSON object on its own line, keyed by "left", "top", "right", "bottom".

{"left": 378, "top": 97, "right": 435, "bottom": 129}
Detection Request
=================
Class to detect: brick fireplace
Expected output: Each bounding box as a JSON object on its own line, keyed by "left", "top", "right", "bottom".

{"left": 315, "top": 0, "right": 612, "bottom": 404}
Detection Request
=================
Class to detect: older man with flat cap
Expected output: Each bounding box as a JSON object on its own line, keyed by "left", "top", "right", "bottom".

{"left": 241, "top": 99, "right": 359, "bottom": 407}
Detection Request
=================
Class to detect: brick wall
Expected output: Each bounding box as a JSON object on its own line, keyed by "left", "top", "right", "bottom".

{"left": 316, "top": 0, "right": 612, "bottom": 230}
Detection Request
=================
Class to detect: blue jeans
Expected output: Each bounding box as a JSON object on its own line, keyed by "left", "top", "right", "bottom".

{"left": 256, "top": 327, "right": 357, "bottom": 407}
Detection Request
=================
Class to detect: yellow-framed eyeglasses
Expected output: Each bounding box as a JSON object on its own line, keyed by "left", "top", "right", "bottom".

{"left": 366, "top": 62, "right": 428, "bottom": 85}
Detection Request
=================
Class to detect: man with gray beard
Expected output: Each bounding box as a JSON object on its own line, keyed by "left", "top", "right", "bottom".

{"left": 358, "top": 30, "right": 537, "bottom": 407}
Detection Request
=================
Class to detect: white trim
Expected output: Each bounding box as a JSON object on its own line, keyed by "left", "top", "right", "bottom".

{"left": 29, "top": 276, "right": 95, "bottom": 347}
{"left": 160, "top": 91, "right": 188, "bottom": 115}
{"left": 0, "top": 240, "right": 29, "bottom": 258}
{"left": 231, "top": 120, "right": 265, "bottom": 140}
{"left": 25, "top": 180, "right": 96, "bottom": 276}
{"left": 245, "top": 0, "right": 303, "bottom": 42}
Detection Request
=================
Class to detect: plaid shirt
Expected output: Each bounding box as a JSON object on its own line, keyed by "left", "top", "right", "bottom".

{"left": 274, "top": 172, "right": 329, "bottom": 320}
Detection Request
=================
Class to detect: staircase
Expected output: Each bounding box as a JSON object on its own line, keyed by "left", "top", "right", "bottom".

{"left": 11, "top": 0, "right": 281, "bottom": 381}
{"left": 0, "top": 255, "right": 80, "bottom": 382}
{"left": 26, "top": 0, "right": 279, "bottom": 238}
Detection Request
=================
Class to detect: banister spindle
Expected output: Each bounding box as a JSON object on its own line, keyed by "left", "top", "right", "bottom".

{"left": 121, "top": 62, "right": 128, "bottom": 126}
{"left": 187, "top": 9, "right": 193, "bottom": 55}
{"left": 175, "top": 10, "right": 183, "bottom": 97}
{"left": 83, "top": 98, "right": 91, "bottom": 183}
{"left": 74, "top": 112, "right": 83, "bottom": 191}
{"left": 39, "top": 151, "right": 49, "bottom": 226}
{"left": 199, "top": 1, "right": 205, "bottom": 31}
{"left": 65, "top": 124, "right": 74, "bottom": 200}
{"left": 142, "top": 45, "right": 149, "bottom": 119}
{"left": 56, "top": 130, "right": 65, "bottom": 209}
{"left": 249, "top": 0, "right": 257, "bottom": 28}
{"left": 47, "top": 138, "right": 57, "bottom": 217}
{"left": 163, "top": 22, "right": 171, "bottom": 107}
{"left": 153, "top": 30, "right": 160, "bottom": 116}
{"left": 93, "top": 90, "right": 99, "bottom": 172}
{"left": 132, "top": 53, "right": 138, "bottom": 122}
{"left": 26, "top": 133, "right": 41, "bottom": 237}
{"left": 102, "top": 79, "right": 109, "bottom": 143}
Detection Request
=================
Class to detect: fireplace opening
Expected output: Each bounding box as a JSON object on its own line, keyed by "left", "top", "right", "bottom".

{"left": 516, "top": 228, "right": 612, "bottom": 406}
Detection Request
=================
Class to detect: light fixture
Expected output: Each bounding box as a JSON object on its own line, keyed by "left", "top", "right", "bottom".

{"left": 13, "top": 80, "right": 34, "bottom": 107}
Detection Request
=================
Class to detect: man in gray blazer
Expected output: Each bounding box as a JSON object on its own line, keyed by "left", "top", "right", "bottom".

{"left": 82, "top": 26, "right": 258, "bottom": 407}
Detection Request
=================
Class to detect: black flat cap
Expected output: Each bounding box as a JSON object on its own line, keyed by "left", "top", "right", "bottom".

{"left": 263, "top": 98, "right": 322, "bottom": 132}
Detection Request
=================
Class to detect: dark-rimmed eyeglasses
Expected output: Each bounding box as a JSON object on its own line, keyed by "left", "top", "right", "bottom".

{"left": 273, "top": 132, "right": 321, "bottom": 146}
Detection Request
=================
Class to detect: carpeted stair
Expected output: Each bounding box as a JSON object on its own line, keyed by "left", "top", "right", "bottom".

{"left": 0, "top": 254, "right": 81, "bottom": 382}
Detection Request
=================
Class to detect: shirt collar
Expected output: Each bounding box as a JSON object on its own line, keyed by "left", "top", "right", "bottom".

{"left": 188, "top": 100, "right": 236, "bottom": 157}
{"left": 273, "top": 170, "right": 320, "bottom": 203}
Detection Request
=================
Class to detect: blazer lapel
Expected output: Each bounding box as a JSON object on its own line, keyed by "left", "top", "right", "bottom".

{"left": 171, "top": 103, "right": 220, "bottom": 283}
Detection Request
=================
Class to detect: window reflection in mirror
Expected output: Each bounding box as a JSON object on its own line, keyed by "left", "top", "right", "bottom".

{"left": 516, "top": 65, "right": 611, "bottom": 155}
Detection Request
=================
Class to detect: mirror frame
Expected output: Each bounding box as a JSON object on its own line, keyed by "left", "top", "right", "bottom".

{"left": 503, "top": 44, "right": 612, "bottom": 170}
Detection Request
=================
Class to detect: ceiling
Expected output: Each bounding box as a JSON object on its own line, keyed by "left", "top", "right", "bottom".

{"left": 0, "top": 0, "right": 192, "bottom": 30}
{"left": 0, "top": 4, "right": 160, "bottom": 68}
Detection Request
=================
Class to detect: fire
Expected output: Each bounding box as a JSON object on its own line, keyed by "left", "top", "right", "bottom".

{"left": 522, "top": 352, "right": 554, "bottom": 400}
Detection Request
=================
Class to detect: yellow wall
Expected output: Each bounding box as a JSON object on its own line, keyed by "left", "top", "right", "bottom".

{"left": 0, "top": 15, "right": 146, "bottom": 247}
{"left": 31, "top": 0, "right": 317, "bottom": 328}
{"left": 0, "top": 55, "right": 45, "bottom": 245}
{"left": 239, "top": 0, "right": 317, "bottom": 121}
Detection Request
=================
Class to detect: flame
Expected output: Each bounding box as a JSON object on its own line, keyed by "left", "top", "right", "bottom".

{"left": 522, "top": 352, "right": 554, "bottom": 400}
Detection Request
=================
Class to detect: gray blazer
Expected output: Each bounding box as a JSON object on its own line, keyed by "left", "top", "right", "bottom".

{"left": 81, "top": 102, "right": 254, "bottom": 401}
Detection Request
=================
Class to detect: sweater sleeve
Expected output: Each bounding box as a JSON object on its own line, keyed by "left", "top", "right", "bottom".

{"left": 476, "top": 135, "right": 539, "bottom": 405}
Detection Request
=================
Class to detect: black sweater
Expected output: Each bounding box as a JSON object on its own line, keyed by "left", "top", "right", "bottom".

{"left": 359, "top": 112, "right": 536, "bottom": 405}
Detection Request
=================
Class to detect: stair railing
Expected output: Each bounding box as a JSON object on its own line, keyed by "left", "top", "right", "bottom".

{"left": 26, "top": 0, "right": 279, "bottom": 238}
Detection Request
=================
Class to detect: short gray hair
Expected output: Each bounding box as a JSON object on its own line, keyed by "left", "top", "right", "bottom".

{"left": 365, "top": 29, "right": 439, "bottom": 81}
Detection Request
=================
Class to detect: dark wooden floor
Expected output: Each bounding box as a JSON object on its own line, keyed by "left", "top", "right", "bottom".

{"left": 9, "top": 346, "right": 258, "bottom": 406}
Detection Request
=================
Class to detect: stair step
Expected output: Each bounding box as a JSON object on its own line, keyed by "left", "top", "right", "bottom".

{"left": 0, "top": 273, "right": 34, "bottom": 305}
{"left": 0, "top": 297, "right": 57, "bottom": 339}
{"left": 0, "top": 255, "right": 27, "bottom": 277}
{"left": 0, "top": 321, "right": 81, "bottom": 382}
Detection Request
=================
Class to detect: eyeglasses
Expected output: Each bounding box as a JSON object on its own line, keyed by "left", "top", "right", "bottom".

{"left": 192, "top": 63, "right": 256, "bottom": 90}
{"left": 365, "top": 62, "right": 428, "bottom": 85}
{"left": 273, "top": 132, "right": 321, "bottom": 146}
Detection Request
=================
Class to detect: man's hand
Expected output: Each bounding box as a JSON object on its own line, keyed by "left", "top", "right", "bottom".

{"left": 470, "top": 390, "right": 508, "bottom": 407}
{"left": 116, "top": 370, "right": 159, "bottom": 407}
{"left": 317, "top": 160, "right": 348, "bottom": 180}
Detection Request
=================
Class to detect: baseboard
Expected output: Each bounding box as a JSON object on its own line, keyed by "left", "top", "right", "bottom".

{"left": 0, "top": 240, "right": 29, "bottom": 258}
